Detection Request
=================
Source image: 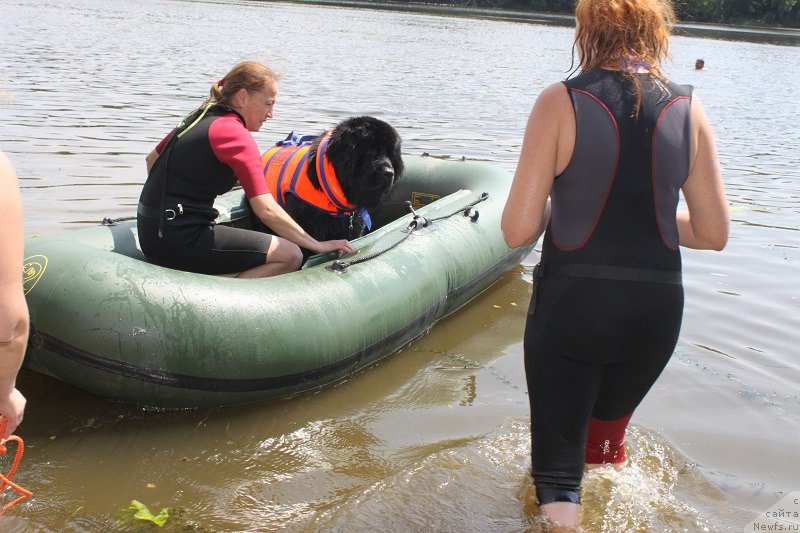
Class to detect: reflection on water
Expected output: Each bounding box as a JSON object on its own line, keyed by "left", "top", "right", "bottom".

{"left": 3, "top": 0, "right": 800, "bottom": 530}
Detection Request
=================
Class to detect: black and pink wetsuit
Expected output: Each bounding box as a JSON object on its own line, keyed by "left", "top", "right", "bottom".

{"left": 525, "top": 69, "right": 693, "bottom": 505}
{"left": 137, "top": 104, "right": 272, "bottom": 274}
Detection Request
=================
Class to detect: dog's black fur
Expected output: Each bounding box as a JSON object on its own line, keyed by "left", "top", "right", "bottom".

{"left": 263, "top": 116, "right": 403, "bottom": 258}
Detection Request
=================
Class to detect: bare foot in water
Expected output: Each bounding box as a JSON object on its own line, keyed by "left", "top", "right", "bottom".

{"left": 541, "top": 501, "right": 580, "bottom": 531}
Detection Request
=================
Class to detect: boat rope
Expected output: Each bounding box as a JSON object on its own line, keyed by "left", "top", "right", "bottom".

{"left": 327, "top": 192, "right": 489, "bottom": 273}
{"left": 0, "top": 417, "right": 32, "bottom": 514}
{"left": 428, "top": 191, "right": 489, "bottom": 223}
{"left": 328, "top": 226, "right": 412, "bottom": 272}
{"left": 101, "top": 215, "right": 137, "bottom": 226}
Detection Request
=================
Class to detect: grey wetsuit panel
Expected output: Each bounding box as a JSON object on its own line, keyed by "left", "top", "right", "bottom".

{"left": 652, "top": 96, "right": 692, "bottom": 249}
{"left": 550, "top": 90, "right": 619, "bottom": 250}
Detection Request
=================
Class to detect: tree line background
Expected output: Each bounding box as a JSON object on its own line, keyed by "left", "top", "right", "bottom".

{"left": 405, "top": 0, "right": 800, "bottom": 27}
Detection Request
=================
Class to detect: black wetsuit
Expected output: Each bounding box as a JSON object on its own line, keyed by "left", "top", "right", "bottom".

{"left": 138, "top": 104, "right": 272, "bottom": 275}
{"left": 525, "top": 69, "right": 693, "bottom": 505}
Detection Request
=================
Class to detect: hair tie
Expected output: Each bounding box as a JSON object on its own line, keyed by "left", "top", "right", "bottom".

{"left": 620, "top": 52, "right": 651, "bottom": 73}
{"left": 218, "top": 78, "right": 225, "bottom": 88}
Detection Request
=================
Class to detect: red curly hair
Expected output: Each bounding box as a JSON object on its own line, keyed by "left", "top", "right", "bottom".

{"left": 574, "top": 0, "right": 675, "bottom": 80}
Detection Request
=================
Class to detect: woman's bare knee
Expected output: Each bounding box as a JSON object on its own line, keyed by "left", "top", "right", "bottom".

{"left": 222, "top": 238, "right": 302, "bottom": 279}
{"left": 267, "top": 238, "right": 302, "bottom": 271}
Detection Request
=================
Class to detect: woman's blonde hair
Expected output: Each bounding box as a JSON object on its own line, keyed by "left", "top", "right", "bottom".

{"left": 205, "top": 61, "right": 279, "bottom": 107}
{"left": 574, "top": 0, "right": 675, "bottom": 79}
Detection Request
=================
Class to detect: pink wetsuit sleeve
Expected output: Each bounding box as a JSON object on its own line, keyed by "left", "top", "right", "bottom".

{"left": 208, "top": 114, "right": 270, "bottom": 198}
{"left": 155, "top": 130, "right": 174, "bottom": 154}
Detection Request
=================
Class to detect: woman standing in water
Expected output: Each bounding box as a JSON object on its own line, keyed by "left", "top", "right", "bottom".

{"left": 501, "top": 0, "right": 730, "bottom": 527}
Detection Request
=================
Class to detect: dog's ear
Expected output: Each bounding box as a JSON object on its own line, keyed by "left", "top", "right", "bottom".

{"left": 390, "top": 135, "right": 404, "bottom": 178}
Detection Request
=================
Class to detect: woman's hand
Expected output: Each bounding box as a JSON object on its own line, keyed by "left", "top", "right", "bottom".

{"left": 310, "top": 239, "right": 356, "bottom": 258}
{"left": 249, "top": 193, "right": 356, "bottom": 256}
{"left": 0, "top": 390, "right": 26, "bottom": 439}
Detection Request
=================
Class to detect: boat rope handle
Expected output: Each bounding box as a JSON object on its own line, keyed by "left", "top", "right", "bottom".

{"left": 328, "top": 192, "right": 490, "bottom": 273}
{"left": 0, "top": 417, "right": 32, "bottom": 514}
{"left": 428, "top": 191, "right": 489, "bottom": 223}
{"left": 328, "top": 228, "right": 412, "bottom": 272}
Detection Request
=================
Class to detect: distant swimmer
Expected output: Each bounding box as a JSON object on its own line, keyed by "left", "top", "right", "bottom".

{"left": 695, "top": 58, "right": 705, "bottom": 69}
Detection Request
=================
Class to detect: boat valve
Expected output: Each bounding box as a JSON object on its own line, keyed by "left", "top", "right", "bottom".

{"left": 404, "top": 201, "right": 434, "bottom": 234}
{"left": 463, "top": 207, "right": 480, "bottom": 222}
{"left": 326, "top": 260, "right": 351, "bottom": 273}
{"left": 409, "top": 216, "right": 431, "bottom": 230}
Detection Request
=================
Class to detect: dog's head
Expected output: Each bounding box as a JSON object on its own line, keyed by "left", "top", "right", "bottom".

{"left": 322, "top": 116, "right": 404, "bottom": 208}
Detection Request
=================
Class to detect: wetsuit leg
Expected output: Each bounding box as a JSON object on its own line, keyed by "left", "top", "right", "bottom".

{"left": 524, "top": 276, "right": 597, "bottom": 505}
{"left": 138, "top": 216, "right": 272, "bottom": 275}
{"left": 524, "top": 332, "right": 601, "bottom": 504}
{"left": 585, "top": 320, "right": 680, "bottom": 463}
{"left": 191, "top": 224, "right": 272, "bottom": 274}
{"left": 523, "top": 275, "right": 683, "bottom": 505}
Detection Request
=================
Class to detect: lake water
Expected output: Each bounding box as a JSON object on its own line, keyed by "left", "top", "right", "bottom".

{"left": 2, "top": 0, "right": 799, "bottom": 531}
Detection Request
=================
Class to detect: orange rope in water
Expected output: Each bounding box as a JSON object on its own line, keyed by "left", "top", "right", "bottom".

{"left": 0, "top": 417, "right": 32, "bottom": 514}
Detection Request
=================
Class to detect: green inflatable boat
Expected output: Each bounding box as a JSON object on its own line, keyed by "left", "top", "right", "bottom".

{"left": 22, "top": 155, "right": 533, "bottom": 408}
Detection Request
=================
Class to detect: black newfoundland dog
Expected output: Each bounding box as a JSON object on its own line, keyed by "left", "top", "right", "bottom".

{"left": 260, "top": 116, "right": 403, "bottom": 258}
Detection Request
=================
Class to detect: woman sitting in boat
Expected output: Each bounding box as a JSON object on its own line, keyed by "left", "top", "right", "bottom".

{"left": 137, "top": 61, "right": 355, "bottom": 278}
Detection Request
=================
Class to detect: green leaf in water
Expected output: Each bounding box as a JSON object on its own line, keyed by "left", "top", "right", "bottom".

{"left": 128, "top": 499, "right": 170, "bottom": 527}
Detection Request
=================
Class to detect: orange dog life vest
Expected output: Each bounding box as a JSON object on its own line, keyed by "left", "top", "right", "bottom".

{"left": 261, "top": 130, "right": 356, "bottom": 217}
